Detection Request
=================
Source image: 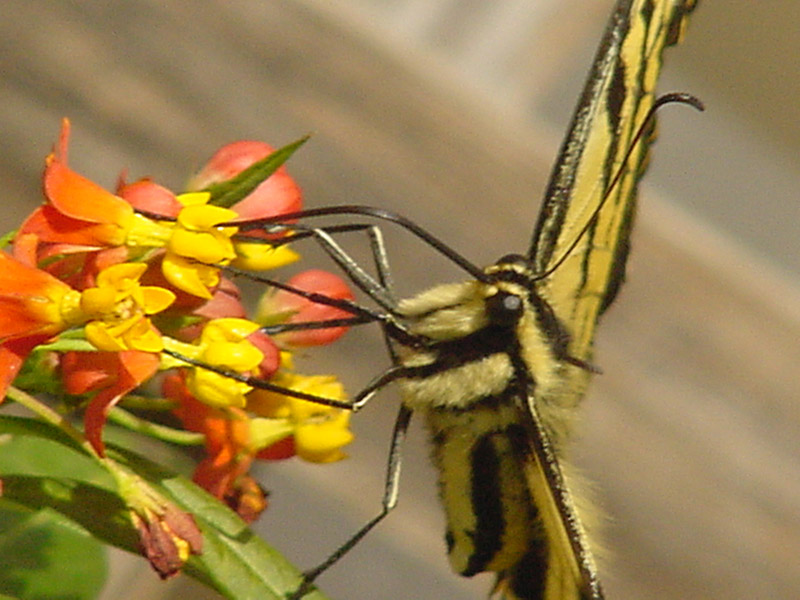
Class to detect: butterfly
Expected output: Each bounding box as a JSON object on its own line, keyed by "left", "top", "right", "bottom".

{"left": 196, "top": 0, "right": 702, "bottom": 598}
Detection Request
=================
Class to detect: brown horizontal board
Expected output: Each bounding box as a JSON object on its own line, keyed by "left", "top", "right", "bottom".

{"left": 1, "top": 2, "right": 797, "bottom": 599}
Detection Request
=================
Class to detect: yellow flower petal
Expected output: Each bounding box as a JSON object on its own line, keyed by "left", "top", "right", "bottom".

{"left": 168, "top": 228, "right": 236, "bottom": 263}
{"left": 201, "top": 318, "right": 261, "bottom": 343}
{"left": 294, "top": 418, "right": 353, "bottom": 463}
{"left": 79, "top": 286, "right": 118, "bottom": 316}
{"left": 232, "top": 242, "right": 300, "bottom": 271}
{"left": 85, "top": 320, "right": 127, "bottom": 351}
{"left": 176, "top": 204, "right": 238, "bottom": 231}
{"left": 141, "top": 286, "right": 176, "bottom": 314}
{"left": 59, "top": 289, "right": 85, "bottom": 326}
{"left": 204, "top": 341, "right": 262, "bottom": 372}
{"left": 125, "top": 319, "right": 165, "bottom": 353}
{"left": 126, "top": 213, "right": 175, "bottom": 248}
{"left": 175, "top": 191, "right": 212, "bottom": 207}
{"left": 96, "top": 262, "right": 147, "bottom": 288}
{"left": 187, "top": 368, "right": 251, "bottom": 408}
{"left": 162, "top": 253, "right": 218, "bottom": 299}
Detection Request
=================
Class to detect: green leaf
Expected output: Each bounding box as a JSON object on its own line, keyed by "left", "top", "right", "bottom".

{"left": 205, "top": 136, "right": 309, "bottom": 209}
{"left": 0, "top": 502, "right": 107, "bottom": 600}
{"left": 109, "top": 447, "right": 330, "bottom": 600}
{"left": 0, "top": 415, "right": 91, "bottom": 460}
{"left": 0, "top": 229, "right": 17, "bottom": 249}
{"left": 0, "top": 476, "right": 137, "bottom": 552}
{"left": 0, "top": 432, "right": 114, "bottom": 489}
{"left": 0, "top": 415, "right": 330, "bottom": 599}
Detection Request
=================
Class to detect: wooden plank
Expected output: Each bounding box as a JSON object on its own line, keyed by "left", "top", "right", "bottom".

{"left": 1, "top": 2, "right": 797, "bottom": 599}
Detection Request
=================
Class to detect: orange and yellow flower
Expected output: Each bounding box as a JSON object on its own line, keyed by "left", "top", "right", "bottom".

{"left": 79, "top": 262, "right": 175, "bottom": 352}
{"left": 1, "top": 120, "right": 359, "bottom": 536}
{"left": 162, "top": 318, "right": 275, "bottom": 408}
{"left": 19, "top": 122, "right": 304, "bottom": 302}
{"left": 0, "top": 250, "right": 84, "bottom": 398}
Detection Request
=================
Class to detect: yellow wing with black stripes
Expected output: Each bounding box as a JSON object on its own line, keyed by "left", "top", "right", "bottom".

{"left": 495, "top": 1, "right": 699, "bottom": 598}
{"left": 530, "top": 0, "right": 697, "bottom": 364}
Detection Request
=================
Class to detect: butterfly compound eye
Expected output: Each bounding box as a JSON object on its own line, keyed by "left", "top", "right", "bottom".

{"left": 486, "top": 291, "right": 523, "bottom": 327}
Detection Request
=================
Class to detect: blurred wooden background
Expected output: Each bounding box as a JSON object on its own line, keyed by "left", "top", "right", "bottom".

{"left": 1, "top": 1, "right": 799, "bottom": 599}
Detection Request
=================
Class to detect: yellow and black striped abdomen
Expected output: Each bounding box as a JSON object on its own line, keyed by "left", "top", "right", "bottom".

{"left": 426, "top": 398, "right": 540, "bottom": 576}
{"left": 394, "top": 263, "right": 594, "bottom": 599}
{"left": 424, "top": 397, "right": 545, "bottom": 594}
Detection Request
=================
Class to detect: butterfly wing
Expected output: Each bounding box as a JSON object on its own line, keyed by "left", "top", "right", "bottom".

{"left": 495, "top": 393, "right": 604, "bottom": 600}
{"left": 494, "top": 2, "right": 699, "bottom": 598}
{"left": 529, "top": 0, "right": 698, "bottom": 364}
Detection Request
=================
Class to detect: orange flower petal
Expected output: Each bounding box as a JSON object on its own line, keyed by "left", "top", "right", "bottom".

{"left": 0, "top": 251, "right": 70, "bottom": 298}
{"left": 19, "top": 204, "right": 129, "bottom": 249}
{"left": 77, "top": 350, "right": 159, "bottom": 455}
{"left": 0, "top": 337, "right": 48, "bottom": 400}
{"left": 44, "top": 138, "right": 134, "bottom": 232}
{"left": 118, "top": 179, "right": 182, "bottom": 217}
{"left": 0, "top": 252, "right": 71, "bottom": 339}
{"left": 0, "top": 297, "right": 60, "bottom": 341}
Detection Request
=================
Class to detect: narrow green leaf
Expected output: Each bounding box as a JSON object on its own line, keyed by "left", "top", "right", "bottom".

{"left": 0, "top": 229, "right": 17, "bottom": 249}
{"left": 0, "top": 416, "right": 330, "bottom": 599}
{"left": 205, "top": 136, "right": 310, "bottom": 209}
{"left": 109, "top": 446, "right": 330, "bottom": 600}
{"left": 0, "top": 428, "right": 109, "bottom": 488}
{"left": 0, "top": 476, "right": 137, "bottom": 552}
{"left": 0, "top": 415, "right": 90, "bottom": 459}
{"left": 0, "top": 503, "right": 107, "bottom": 600}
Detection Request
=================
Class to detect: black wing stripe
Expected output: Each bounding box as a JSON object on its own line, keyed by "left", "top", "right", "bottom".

{"left": 465, "top": 433, "right": 508, "bottom": 575}
{"left": 530, "top": 0, "right": 698, "bottom": 364}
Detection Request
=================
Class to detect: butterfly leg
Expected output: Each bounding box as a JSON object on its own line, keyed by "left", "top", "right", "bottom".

{"left": 288, "top": 404, "right": 412, "bottom": 599}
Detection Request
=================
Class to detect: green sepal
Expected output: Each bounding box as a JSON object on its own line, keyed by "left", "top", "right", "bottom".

{"left": 0, "top": 230, "right": 16, "bottom": 249}
{"left": 204, "top": 136, "right": 309, "bottom": 209}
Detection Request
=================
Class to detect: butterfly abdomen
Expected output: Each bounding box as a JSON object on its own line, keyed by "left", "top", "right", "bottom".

{"left": 424, "top": 398, "right": 547, "bottom": 591}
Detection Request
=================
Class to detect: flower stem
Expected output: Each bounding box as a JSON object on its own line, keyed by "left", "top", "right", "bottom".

{"left": 5, "top": 384, "right": 97, "bottom": 457}
{"left": 108, "top": 406, "right": 204, "bottom": 446}
{"left": 118, "top": 394, "right": 177, "bottom": 411}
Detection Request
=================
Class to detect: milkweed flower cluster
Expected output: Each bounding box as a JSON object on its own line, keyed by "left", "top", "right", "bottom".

{"left": 0, "top": 120, "right": 356, "bottom": 537}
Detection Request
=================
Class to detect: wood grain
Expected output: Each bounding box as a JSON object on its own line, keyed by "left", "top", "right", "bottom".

{"left": 1, "top": 2, "right": 797, "bottom": 599}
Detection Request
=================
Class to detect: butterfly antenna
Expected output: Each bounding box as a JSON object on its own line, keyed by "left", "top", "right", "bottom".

{"left": 533, "top": 92, "right": 704, "bottom": 281}
{"left": 233, "top": 205, "right": 489, "bottom": 282}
